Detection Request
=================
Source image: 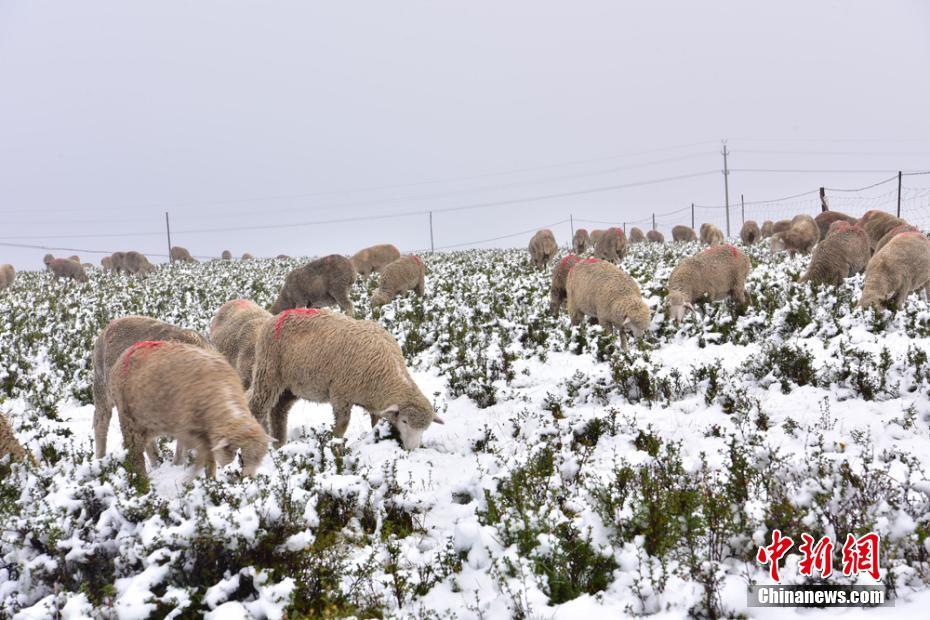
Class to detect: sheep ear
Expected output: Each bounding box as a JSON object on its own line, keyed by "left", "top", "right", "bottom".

{"left": 432, "top": 414, "right": 445, "bottom": 425}
{"left": 378, "top": 405, "right": 400, "bottom": 422}
{"left": 623, "top": 317, "right": 631, "bottom": 325}
{"left": 685, "top": 302, "right": 696, "bottom": 313}
{"left": 264, "top": 433, "right": 276, "bottom": 444}
{"left": 212, "top": 438, "right": 231, "bottom": 452}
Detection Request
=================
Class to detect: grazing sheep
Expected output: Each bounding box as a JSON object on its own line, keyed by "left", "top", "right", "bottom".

{"left": 857, "top": 210, "right": 909, "bottom": 253}
{"left": 111, "top": 252, "right": 127, "bottom": 274}
{"left": 100, "top": 256, "right": 113, "bottom": 272}
{"left": 814, "top": 211, "right": 857, "bottom": 240}
{"left": 82, "top": 262, "right": 95, "bottom": 271}
{"left": 800, "top": 222, "right": 870, "bottom": 286}
{"left": 42, "top": 254, "right": 54, "bottom": 266}
{"left": 93, "top": 315, "right": 212, "bottom": 460}
{"left": 666, "top": 244, "right": 750, "bottom": 323}
{"left": 1, "top": 412, "right": 31, "bottom": 464}
{"left": 110, "top": 341, "right": 272, "bottom": 480}
{"left": 772, "top": 219, "right": 792, "bottom": 235}
{"left": 740, "top": 220, "right": 761, "bottom": 245}
{"left": 528, "top": 230, "right": 558, "bottom": 268}
{"left": 590, "top": 229, "right": 605, "bottom": 245}
{"left": 572, "top": 229, "right": 590, "bottom": 254}
{"left": 276, "top": 254, "right": 291, "bottom": 260}
{"left": 0, "top": 264, "right": 15, "bottom": 290}
{"left": 371, "top": 255, "right": 426, "bottom": 308}
{"left": 565, "top": 259, "right": 650, "bottom": 350}
{"left": 47, "top": 258, "right": 88, "bottom": 282}
{"left": 124, "top": 251, "right": 155, "bottom": 275}
{"left": 769, "top": 214, "right": 819, "bottom": 256}
{"left": 700, "top": 223, "right": 725, "bottom": 245}
{"left": 170, "top": 246, "right": 197, "bottom": 263}
{"left": 875, "top": 223, "right": 921, "bottom": 254}
{"left": 647, "top": 229, "right": 664, "bottom": 243}
{"left": 629, "top": 227, "right": 646, "bottom": 243}
{"left": 761, "top": 221, "right": 774, "bottom": 238}
{"left": 672, "top": 225, "right": 697, "bottom": 242}
{"left": 351, "top": 243, "right": 401, "bottom": 276}
{"left": 67, "top": 255, "right": 80, "bottom": 263}
{"left": 247, "top": 309, "right": 444, "bottom": 449}
{"left": 210, "top": 300, "right": 272, "bottom": 389}
{"left": 222, "top": 250, "right": 232, "bottom": 260}
{"left": 270, "top": 254, "right": 356, "bottom": 316}
{"left": 241, "top": 252, "right": 255, "bottom": 261}
{"left": 593, "top": 227, "right": 627, "bottom": 262}
{"left": 549, "top": 254, "right": 583, "bottom": 315}
{"left": 859, "top": 232, "right": 930, "bottom": 309}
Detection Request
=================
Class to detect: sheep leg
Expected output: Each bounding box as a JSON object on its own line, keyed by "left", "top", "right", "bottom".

{"left": 145, "top": 439, "right": 160, "bottom": 466}
{"left": 549, "top": 290, "right": 563, "bottom": 316}
{"left": 270, "top": 390, "right": 297, "bottom": 446}
{"left": 618, "top": 324, "right": 629, "bottom": 351}
{"left": 333, "top": 289, "right": 355, "bottom": 318}
{"left": 172, "top": 438, "right": 187, "bottom": 466}
{"left": 331, "top": 399, "right": 352, "bottom": 439}
{"left": 415, "top": 276, "right": 425, "bottom": 296}
{"left": 191, "top": 437, "right": 215, "bottom": 479}
{"left": 122, "top": 430, "right": 149, "bottom": 481}
{"left": 246, "top": 365, "right": 282, "bottom": 434}
{"left": 731, "top": 286, "right": 746, "bottom": 305}
{"left": 895, "top": 289, "right": 910, "bottom": 307}
{"left": 568, "top": 308, "right": 583, "bottom": 326}
{"left": 92, "top": 381, "right": 111, "bottom": 459}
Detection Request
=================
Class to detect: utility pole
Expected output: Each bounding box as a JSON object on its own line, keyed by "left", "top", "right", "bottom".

{"left": 165, "top": 212, "right": 173, "bottom": 263}
{"left": 740, "top": 194, "right": 745, "bottom": 225}
{"left": 429, "top": 211, "right": 434, "bottom": 253}
{"left": 722, "top": 140, "right": 730, "bottom": 237}
{"left": 623, "top": 221, "right": 626, "bottom": 235}
{"left": 570, "top": 214, "right": 574, "bottom": 238}
{"left": 691, "top": 203, "right": 695, "bottom": 230}
{"left": 897, "top": 171, "right": 903, "bottom": 218}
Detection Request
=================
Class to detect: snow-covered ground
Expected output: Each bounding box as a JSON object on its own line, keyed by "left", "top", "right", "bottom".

{"left": 2, "top": 242, "right": 930, "bottom": 618}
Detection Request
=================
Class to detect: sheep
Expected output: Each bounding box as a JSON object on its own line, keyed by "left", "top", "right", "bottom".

{"left": 549, "top": 254, "right": 583, "bottom": 315}
{"left": 124, "top": 251, "right": 155, "bottom": 275}
{"left": 100, "top": 256, "right": 113, "bottom": 272}
{"left": 92, "top": 315, "right": 211, "bottom": 460}
{"left": 672, "top": 225, "right": 697, "bottom": 242}
{"left": 528, "top": 229, "right": 558, "bottom": 268}
{"left": 769, "top": 214, "right": 819, "bottom": 256}
{"left": 111, "top": 252, "right": 127, "bottom": 274}
{"left": 82, "top": 262, "right": 95, "bottom": 271}
{"left": 270, "top": 254, "right": 356, "bottom": 316}
{"left": 565, "top": 258, "right": 650, "bottom": 350}
{"left": 67, "top": 255, "right": 80, "bottom": 263}
{"left": 47, "top": 257, "right": 88, "bottom": 282}
{"left": 857, "top": 210, "right": 909, "bottom": 253}
{"left": 772, "top": 219, "right": 792, "bottom": 235}
{"left": 42, "top": 254, "right": 54, "bottom": 266}
{"left": 276, "top": 254, "right": 291, "bottom": 260}
{"left": 371, "top": 255, "right": 426, "bottom": 308}
{"left": 761, "top": 221, "right": 774, "bottom": 238}
{"left": 351, "top": 243, "right": 401, "bottom": 276}
{"left": 222, "top": 250, "right": 232, "bottom": 260}
{"left": 666, "top": 244, "right": 750, "bottom": 323}
{"left": 247, "top": 309, "right": 444, "bottom": 449}
{"left": 110, "top": 341, "right": 272, "bottom": 480}
{"left": 700, "top": 223, "right": 724, "bottom": 245}
{"left": 647, "top": 229, "right": 664, "bottom": 243}
{"left": 590, "top": 229, "right": 605, "bottom": 245}
{"left": 875, "top": 223, "right": 922, "bottom": 254}
{"left": 241, "top": 252, "right": 255, "bottom": 261}
{"left": 740, "top": 220, "right": 761, "bottom": 245}
{"left": 800, "top": 222, "right": 870, "bottom": 286}
{"left": 814, "top": 211, "right": 857, "bottom": 241}
{"left": 170, "top": 246, "right": 197, "bottom": 263}
{"left": 593, "top": 227, "right": 627, "bottom": 262}
{"left": 629, "top": 227, "right": 646, "bottom": 243}
{"left": 0, "top": 264, "right": 15, "bottom": 290}
{"left": 572, "top": 229, "right": 590, "bottom": 254}
{"left": 1, "top": 412, "right": 32, "bottom": 464}
{"left": 859, "top": 232, "right": 930, "bottom": 309}
{"left": 209, "top": 299, "right": 273, "bottom": 389}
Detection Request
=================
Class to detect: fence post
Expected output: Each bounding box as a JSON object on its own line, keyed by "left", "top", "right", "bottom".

{"left": 429, "top": 211, "right": 434, "bottom": 253}
{"left": 897, "top": 171, "right": 903, "bottom": 218}
{"left": 722, "top": 140, "right": 730, "bottom": 237}
{"left": 740, "top": 194, "right": 745, "bottom": 225}
{"left": 570, "top": 214, "right": 574, "bottom": 238}
{"left": 691, "top": 202, "right": 695, "bottom": 230}
{"left": 652, "top": 213, "right": 656, "bottom": 231}
{"left": 623, "top": 222, "right": 626, "bottom": 235}
{"left": 819, "top": 187, "right": 828, "bottom": 212}
{"left": 165, "top": 212, "right": 172, "bottom": 263}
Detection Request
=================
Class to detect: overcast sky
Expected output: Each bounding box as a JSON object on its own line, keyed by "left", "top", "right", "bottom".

{"left": 1, "top": 0, "right": 929, "bottom": 268}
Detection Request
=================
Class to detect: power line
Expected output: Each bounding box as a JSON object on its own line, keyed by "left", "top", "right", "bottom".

{"left": 0, "top": 139, "right": 720, "bottom": 216}
{"left": 824, "top": 175, "right": 899, "bottom": 192}
{"left": 430, "top": 219, "right": 571, "bottom": 251}
{"left": 732, "top": 149, "right": 930, "bottom": 156}
{"left": 729, "top": 168, "right": 904, "bottom": 174}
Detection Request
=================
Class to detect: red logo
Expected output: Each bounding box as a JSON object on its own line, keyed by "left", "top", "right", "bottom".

{"left": 757, "top": 531, "right": 882, "bottom": 583}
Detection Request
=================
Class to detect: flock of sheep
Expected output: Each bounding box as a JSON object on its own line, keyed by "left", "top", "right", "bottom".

{"left": 1, "top": 243, "right": 438, "bottom": 477}
{"left": 534, "top": 207, "right": 930, "bottom": 348}
{"left": 1, "top": 208, "right": 928, "bottom": 479}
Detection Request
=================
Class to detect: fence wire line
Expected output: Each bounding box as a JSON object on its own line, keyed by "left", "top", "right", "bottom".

{"left": 0, "top": 240, "right": 214, "bottom": 261}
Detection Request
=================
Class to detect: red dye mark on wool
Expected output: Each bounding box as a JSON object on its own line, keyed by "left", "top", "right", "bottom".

{"left": 274, "top": 308, "right": 322, "bottom": 339}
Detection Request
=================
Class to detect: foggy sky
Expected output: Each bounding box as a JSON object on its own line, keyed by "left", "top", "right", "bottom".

{"left": 1, "top": 0, "right": 929, "bottom": 268}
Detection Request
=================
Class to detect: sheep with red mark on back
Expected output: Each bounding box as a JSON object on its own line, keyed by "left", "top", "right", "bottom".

{"left": 371, "top": 255, "right": 426, "bottom": 308}
{"left": 666, "top": 244, "right": 750, "bottom": 323}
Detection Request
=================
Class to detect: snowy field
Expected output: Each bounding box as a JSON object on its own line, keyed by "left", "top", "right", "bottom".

{"left": 2, "top": 241, "right": 930, "bottom": 618}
